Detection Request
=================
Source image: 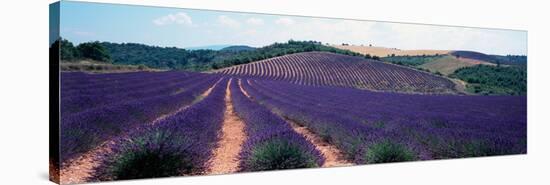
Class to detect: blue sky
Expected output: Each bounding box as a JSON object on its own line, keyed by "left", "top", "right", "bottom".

{"left": 59, "top": 1, "right": 527, "bottom": 55}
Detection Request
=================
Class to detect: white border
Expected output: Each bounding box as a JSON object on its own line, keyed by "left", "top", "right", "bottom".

{"left": 0, "top": 0, "right": 548, "bottom": 184}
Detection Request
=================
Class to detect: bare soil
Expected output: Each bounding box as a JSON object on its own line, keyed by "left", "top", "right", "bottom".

{"left": 333, "top": 45, "right": 449, "bottom": 57}
{"left": 49, "top": 159, "right": 60, "bottom": 183}
{"left": 286, "top": 119, "right": 354, "bottom": 167}
{"left": 59, "top": 141, "right": 113, "bottom": 184}
{"left": 206, "top": 79, "right": 247, "bottom": 174}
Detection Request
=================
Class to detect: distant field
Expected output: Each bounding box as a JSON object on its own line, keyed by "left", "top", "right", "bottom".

{"left": 216, "top": 51, "right": 456, "bottom": 94}
{"left": 418, "top": 55, "right": 494, "bottom": 75}
{"left": 60, "top": 60, "right": 158, "bottom": 73}
{"left": 381, "top": 54, "right": 496, "bottom": 76}
{"left": 332, "top": 45, "right": 449, "bottom": 57}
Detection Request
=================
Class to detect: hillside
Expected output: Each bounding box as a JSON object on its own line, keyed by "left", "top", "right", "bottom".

{"left": 185, "top": 44, "right": 232, "bottom": 50}
{"left": 333, "top": 45, "right": 449, "bottom": 57}
{"left": 450, "top": 65, "right": 527, "bottom": 95}
{"left": 490, "top": 55, "right": 527, "bottom": 66}
{"left": 382, "top": 54, "right": 495, "bottom": 76}
{"left": 449, "top": 50, "right": 497, "bottom": 62}
{"left": 220, "top": 45, "right": 256, "bottom": 52}
{"left": 450, "top": 51, "right": 527, "bottom": 66}
{"left": 216, "top": 52, "right": 457, "bottom": 94}
{"left": 61, "top": 39, "right": 364, "bottom": 72}
{"left": 418, "top": 55, "right": 495, "bottom": 75}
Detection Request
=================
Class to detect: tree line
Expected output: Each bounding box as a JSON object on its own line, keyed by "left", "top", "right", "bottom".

{"left": 450, "top": 65, "right": 526, "bottom": 95}
{"left": 58, "top": 39, "right": 374, "bottom": 72}
{"left": 59, "top": 39, "right": 112, "bottom": 62}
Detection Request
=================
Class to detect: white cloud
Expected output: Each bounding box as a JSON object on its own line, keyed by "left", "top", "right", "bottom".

{"left": 266, "top": 18, "right": 377, "bottom": 46}
{"left": 246, "top": 17, "right": 264, "bottom": 25}
{"left": 275, "top": 17, "right": 295, "bottom": 26}
{"left": 153, "top": 12, "right": 193, "bottom": 26}
{"left": 214, "top": 16, "right": 524, "bottom": 54}
{"left": 243, "top": 29, "right": 258, "bottom": 35}
{"left": 218, "top": 15, "right": 241, "bottom": 29}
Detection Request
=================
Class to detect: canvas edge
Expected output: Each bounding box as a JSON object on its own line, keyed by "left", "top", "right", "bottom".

{"left": 49, "top": 1, "right": 61, "bottom": 184}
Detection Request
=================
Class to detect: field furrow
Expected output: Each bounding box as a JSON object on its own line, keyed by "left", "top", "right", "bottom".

{"left": 216, "top": 51, "right": 456, "bottom": 94}
{"left": 59, "top": 78, "right": 223, "bottom": 184}
{"left": 207, "top": 79, "right": 246, "bottom": 174}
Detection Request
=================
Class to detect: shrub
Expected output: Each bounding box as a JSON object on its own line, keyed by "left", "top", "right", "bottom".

{"left": 364, "top": 140, "right": 416, "bottom": 163}
{"left": 93, "top": 128, "right": 199, "bottom": 180}
{"left": 242, "top": 139, "right": 319, "bottom": 171}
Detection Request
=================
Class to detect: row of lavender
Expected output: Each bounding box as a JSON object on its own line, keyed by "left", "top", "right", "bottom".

{"left": 229, "top": 79, "right": 324, "bottom": 171}
{"left": 58, "top": 69, "right": 526, "bottom": 180}
{"left": 88, "top": 78, "right": 326, "bottom": 180}
{"left": 61, "top": 71, "right": 185, "bottom": 92}
{"left": 59, "top": 71, "right": 220, "bottom": 165}
{"left": 217, "top": 52, "right": 456, "bottom": 93}
{"left": 61, "top": 71, "right": 209, "bottom": 115}
{"left": 92, "top": 78, "right": 229, "bottom": 180}
{"left": 241, "top": 79, "right": 526, "bottom": 163}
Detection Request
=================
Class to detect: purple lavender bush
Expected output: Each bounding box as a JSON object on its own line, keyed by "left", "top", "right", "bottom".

{"left": 217, "top": 52, "right": 455, "bottom": 93}
{"left": 61, "top": 72, "right": 207, "bottom": 115}
{"left": 91, "top": 78, "right": 228, "bottom": 180}
{"left": 60, "top": 73, "right": 220, "bottom": 165}
{"left": 229, "top": 79, "right": 324, "bottom": 171}
{"left": 244, "top": 79, "right": 526, "bottom": 162}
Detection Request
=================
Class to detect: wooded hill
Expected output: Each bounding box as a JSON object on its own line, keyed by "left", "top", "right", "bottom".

{"left": 59, "top": 39, "right": 366, "bottom": 71}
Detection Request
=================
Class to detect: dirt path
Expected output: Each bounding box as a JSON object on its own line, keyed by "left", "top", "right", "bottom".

{"left": 59, "top": 141, "right": 114, "bottom": 184}
{"left": 59, "top": 81, "right": 220, "bottom": 184}
{"left": 238, "top": 79, "right": 353, "bottom": 168}
{"left": 286, "top": 119, "right": 354, "bottom": 167}
{"left": 207, "top": 79, "right": 246, "bottom": 174}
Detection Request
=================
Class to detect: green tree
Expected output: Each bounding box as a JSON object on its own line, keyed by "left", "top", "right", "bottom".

{"left": 60, "top": 39, "right": 79, "bottom": 61}
{"left": 77, "top": 41, "right": 112, "bottom": 62}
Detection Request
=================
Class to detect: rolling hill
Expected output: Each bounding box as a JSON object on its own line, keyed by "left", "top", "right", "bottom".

{"left": 220, "top": 45, "right": 256, "bottom": 52}
{"left": 216, "top": 51, "right": 457, "bottom": 94}
{"left": 333, "top": 45, "right": 521, "bottom": 71}
{"left": 60, "top": 40, "right": 362, "bottom": 72}
{"left": 333, "top": 45, "right": 449, "bottom": 57}
{"left": 418, "top": 55, "right": 495, "bottom": 75}
{"left": 449, "top": 50, "right": 497, "bottom": 62}
{"left": 185, "top": 44, "right": 233, "bottom": 50}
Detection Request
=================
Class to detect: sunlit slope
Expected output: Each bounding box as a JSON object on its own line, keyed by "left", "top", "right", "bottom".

{"left": 333, "top": 45, "right": 449, "bottom": 57}
{"left": 418, "top": 56, "right": 471, "bottom": 75}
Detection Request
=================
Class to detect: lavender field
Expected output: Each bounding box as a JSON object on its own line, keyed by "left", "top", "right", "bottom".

{"left": 50, "top": 2, "right": 529, "bottom": 184}
{"left": 57, "top": 52, "right": 526, "bottom": 184}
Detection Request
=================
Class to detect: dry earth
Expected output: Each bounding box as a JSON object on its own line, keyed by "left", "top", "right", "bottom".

{"left": 207, "top": 79, "right": 246, "bottom": 174}
{"left": 333, "top": 45, "right": 449, "bottom": 57}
